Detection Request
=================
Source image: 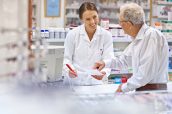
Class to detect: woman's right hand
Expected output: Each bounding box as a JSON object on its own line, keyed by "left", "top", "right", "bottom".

{"left": 93, "top": 61, "right": 105, "bottom": 71}
{"left": 69, "top": 70, "right": 77, "bottom": 78}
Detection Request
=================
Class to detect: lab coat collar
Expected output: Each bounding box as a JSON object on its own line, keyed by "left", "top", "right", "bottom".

{"left": 79, "top": 24, "right": 102, "bottom": 41}
{"left": 134, "top": 24, "right": 149, "bottom": 41}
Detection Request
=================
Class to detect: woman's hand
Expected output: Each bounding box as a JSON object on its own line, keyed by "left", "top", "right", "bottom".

{"left": 69, "top": 70, "right": 77, "bottom": 78}
{"left": 92, "top": 71, "right": 106, "bottom": 80}
{"left": 93, "top": 61, "right": 105, "bottom": 71}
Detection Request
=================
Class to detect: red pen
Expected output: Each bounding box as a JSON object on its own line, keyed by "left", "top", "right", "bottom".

{"left": 66, "top": 64, "right": 75, "bottom": 72}
{"left": 66, "top": 64, "right": 77, "bottom": 77}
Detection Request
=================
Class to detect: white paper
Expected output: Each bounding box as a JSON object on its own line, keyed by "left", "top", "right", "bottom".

{"left": 86, "top": 69, "right": 103, "bottom": 76}
{"left": 73, "top": 84, "right": 119, "bottom": 94}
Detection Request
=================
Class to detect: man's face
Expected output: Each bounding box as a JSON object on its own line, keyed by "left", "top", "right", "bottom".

{"left": 119, "top": 14, "right": 131, "bottom": 35}
{"left": 81, "top": 10, "right": 99, "bottom": 31}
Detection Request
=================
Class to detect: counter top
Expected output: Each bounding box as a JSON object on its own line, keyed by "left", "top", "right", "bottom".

{"left": 0, "top": 81, "right": 172, "bottom": 114}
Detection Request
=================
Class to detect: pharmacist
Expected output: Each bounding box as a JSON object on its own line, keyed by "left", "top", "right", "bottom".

{"left": 94, "top": 3, "right": 169, "bottom": 92}
{"left": 63, "top": 2, "right": 114, "bottom": 85}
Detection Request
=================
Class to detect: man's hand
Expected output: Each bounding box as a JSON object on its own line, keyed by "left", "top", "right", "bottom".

{"left": 92, "top": 71, "right": 106, "bottom": 80}
{"left": 93, "top": 61, "right": 105, "bottom": 71}
{"left": 115, "top": 84, "right": 123, "bottom": 93}
{"left": 69, "top": 70, "right": 77, "bottom": 78}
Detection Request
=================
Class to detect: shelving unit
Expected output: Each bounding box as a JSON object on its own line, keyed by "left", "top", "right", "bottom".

{"left": 151, "top": 0, "right": 172, "bottom": 26}
{"left": 65, "top": 0, "right": 151, "bottom": 27}
{"left": 150, "top": 0, "right": 172, "bottom": 81}
{"left": 44, "top": 37, "right": 132, "bottom": 43}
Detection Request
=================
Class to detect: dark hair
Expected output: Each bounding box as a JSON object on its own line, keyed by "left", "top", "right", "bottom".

{"left": 79, "top": 2, "right": 98, "bottom": 19}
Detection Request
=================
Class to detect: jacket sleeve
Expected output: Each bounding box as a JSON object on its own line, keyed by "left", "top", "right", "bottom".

{"left": 63, "top": 30, "right": 76, "bottom": 74}
{"left": 111, "top": 43, "right": 133, "bottom": 70}
{"left": 101, "top": 31, "right": 114, "bottom": 77}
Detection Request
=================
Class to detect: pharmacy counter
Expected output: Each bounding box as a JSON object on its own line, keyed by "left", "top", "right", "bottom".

{"left": 73, "top": 82, "right": 172, "bottom": 95}
{"left": 0, "top": 81, "right": 172, "bottom": 114}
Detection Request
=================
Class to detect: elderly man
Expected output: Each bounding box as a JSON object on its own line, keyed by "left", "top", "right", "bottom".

{"left": 94, "top": 3, "right": 169, "bottom": 92}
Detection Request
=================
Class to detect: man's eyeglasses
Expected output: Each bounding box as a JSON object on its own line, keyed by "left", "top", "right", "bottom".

{"left": 118, "top": 20, "right": 128, "bottom": 24}
{"left": 119, "top": 20, "right": 133, "bottom": 25}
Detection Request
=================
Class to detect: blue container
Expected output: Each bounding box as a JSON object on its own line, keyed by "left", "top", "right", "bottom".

{"left": 114, "top": 77, "right": 121, "bottom": 84}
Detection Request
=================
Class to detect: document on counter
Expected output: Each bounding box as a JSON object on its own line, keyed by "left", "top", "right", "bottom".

{"left": 73, "top": 84, "right": 119, "bottom": 95}
{"left": 86, "top": 69, "right": 103, "bottom": 76}
{"left": 73, "top": 64, "right": 103, "bottom": 76}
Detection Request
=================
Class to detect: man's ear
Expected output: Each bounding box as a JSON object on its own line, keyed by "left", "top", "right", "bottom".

{"left": 126, "top": 21, "right": 133, "bottom": 30}
{"left": 127, "top": 21, "right": 133, "bottom": 26}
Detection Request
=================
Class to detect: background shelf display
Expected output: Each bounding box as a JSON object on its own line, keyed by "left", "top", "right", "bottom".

{"left": 43, "top": 37, "right": 132, "bottom": 43}
{"left": 65, "top": 0, "right": 150, "bottom": 27}
{"left": 151, "top": 0, "right": 172, "bottom": 26}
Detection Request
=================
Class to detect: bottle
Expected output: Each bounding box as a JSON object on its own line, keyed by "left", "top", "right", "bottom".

{"left": 100, "top": 19, "right": 109, "bottom": 30}
{"left": 114, "top": 77, "right": 121, "bottom": 84}
{"left": 154, "top": 22, "right": 162, "bottom": 31}
{"left": 55, "top": 30, "right": 60, "bottom": 39}
{"left": 60, "top": 28, "right": 66, "bottom": 39}
{"left": 49, "top": 29, "right": 55, "bottom": 39}
{"left": 44, "top": 30, "right": 49, "bottom": 39}
{"left": 40, "top": 30, "right": 45, "bottom": 38}
{"left": 121, "top": 76, "right": 127, "bottom": 83}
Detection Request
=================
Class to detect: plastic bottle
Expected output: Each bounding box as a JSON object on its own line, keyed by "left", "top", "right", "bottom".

{"left": 44, "top": 30, "right": 49, "bottom": 39}
{"left": 121, "top": 76, "right": 127, "bottom": 83}
{"left": 100, "top": 19, "right": 109, "bottom": 30}
{"left": 154, "top": 22, "right": 162, "bottom": 31}
{"left": 40, "top": 30, "right": 45, "bottom": 38}
{"left": 49, "top": 29, "right": 55, "bottom": 39}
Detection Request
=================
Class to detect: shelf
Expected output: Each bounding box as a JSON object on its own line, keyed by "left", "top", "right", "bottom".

{"left": 66, "top": 15, "right": 78, "bottom": 18}
{"left": 98, "top": 5, "right": 120, "bottom": 10}
{"left": 168, "top": 69, "right": 172, "bottom": 73}
{"left": 31, "top": 45, "right": 64, "bottom": 50}
{"left": 100, "top": 16, "right": 118, "bottom": 20}
{"left": 167, "top": 39, "right": 172, "bottom": 42}
{"left": 157, "top": 1, "right": 172, "bottom": 5}
{"left": 111, "top": 69, "right": 172, "bottom": 75}
{"left": 113, "top": 37, "right": 132, "bottom": 42}
{"left": 65, "top": 0, "right": 150, "bottom": 26}
{"left": 66, "top": 6, "right": 79, "bottom": 9}
{"left": 143, "top": 7, "right": 150, "bottom": 11}
{"left": 113, "top": 37, "right": 172, "bottom": 43}
{"left": 44, "top": 39, "right": 65, "bottom": 43}
{"left": 111, "top": 71, "right": 132, "bottom": 75}
{"left": 152, "top": 16, "right": 168, "bottom": 19}
{"left": 99, "top": 5, "right": 149, "bottom": 11}
{"left": 111, "top": 69, "right": 132, "bottom": 75}
{"left": 44, "top": 38, "right": 132, "bottom": 43}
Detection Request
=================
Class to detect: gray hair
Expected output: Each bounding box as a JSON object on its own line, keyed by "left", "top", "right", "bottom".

{"left": 120, "top": 3, "right": 145, "bottom": 25}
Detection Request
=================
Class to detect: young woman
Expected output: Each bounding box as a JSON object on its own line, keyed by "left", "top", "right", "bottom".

{"left": 63, "top": 2, "right": 114, "bottom": 85}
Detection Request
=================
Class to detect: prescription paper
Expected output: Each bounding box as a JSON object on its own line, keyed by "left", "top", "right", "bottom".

{"left": 86, "top": 69, "right": 103, "bottom": 76}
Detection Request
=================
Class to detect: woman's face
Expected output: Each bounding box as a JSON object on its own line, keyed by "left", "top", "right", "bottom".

{"left": 81, "top": 10, "right": 99, "bottom": 31}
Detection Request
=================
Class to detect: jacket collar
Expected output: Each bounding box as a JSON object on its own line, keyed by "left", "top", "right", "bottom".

{"left": 134, "top": 24, "right": 149, "bottom": 41}
{"left": 79, "top": 24, "right": 102, "bottom": 41}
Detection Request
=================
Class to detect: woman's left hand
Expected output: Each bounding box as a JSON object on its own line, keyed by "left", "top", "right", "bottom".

{"left": 91, "top": 71, "right": 106, "bottom": 80}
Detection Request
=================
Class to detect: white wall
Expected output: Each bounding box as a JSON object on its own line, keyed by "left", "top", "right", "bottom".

{"left": 40, "top": 0, "right": 65, "bottom": 28}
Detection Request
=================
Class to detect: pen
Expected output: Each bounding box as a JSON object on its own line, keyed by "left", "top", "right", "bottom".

{"left": 66, "top": 64, "right": 75, "bottom": 72}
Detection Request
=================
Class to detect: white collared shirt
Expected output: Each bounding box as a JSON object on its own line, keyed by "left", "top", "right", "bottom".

{"left": 111, "top": 24, "right": 169, "bottom": 92}
{"left": 63, "top": 25, "right": 114, "bottom": 85}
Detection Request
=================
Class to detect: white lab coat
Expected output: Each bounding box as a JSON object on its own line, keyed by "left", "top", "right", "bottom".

{"left": 111, "top": 24, "right": 169, "bottom": 92}
{"left": 63, "top": 25, "right": 114, "bottom": 85}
